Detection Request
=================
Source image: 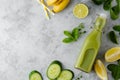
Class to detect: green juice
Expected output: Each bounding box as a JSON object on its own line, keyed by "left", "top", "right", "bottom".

{"left": 75, "top": 15, "right": 106, "bottom": 72}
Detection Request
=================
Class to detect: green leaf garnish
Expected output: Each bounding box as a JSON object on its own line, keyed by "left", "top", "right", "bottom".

{"left": 72, "top": 28, "right": 79, "bottom": 40}
{"left": 108, "top": 31, "right": 118, "bottom": 44}
{"left": 113, "top": 25, "right": 120, "bottom": 32}
{"left": 63, "top": 23, "right": 86, "bottom": 43}
{"left": 64, "top": 31, "right": 74, "bottom": 39}
{"left": 62, "top": 38, "right": 74, "bottom": 43}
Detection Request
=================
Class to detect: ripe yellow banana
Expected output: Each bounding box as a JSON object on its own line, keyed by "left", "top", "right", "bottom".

{"left": 46, "top": 0, "right": 58, "bottom": 6}
{"left": 53, "top": 0, "right": 70, "bottom": 13}
{"left": 54, "top": 0, "right": 63, "bottom": 5}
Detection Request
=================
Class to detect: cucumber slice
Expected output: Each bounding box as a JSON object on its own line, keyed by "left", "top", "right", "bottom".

{"left": 47, "top": 60, "right": 62, "bottom": 80}
{"left": 29, "top": 70, "right": 43, "bottom": 80}
{"left": 57, "top": 69, "right": 74, "bottom": 80}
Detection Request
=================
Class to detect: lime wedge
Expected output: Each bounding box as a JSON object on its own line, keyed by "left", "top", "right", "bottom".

{"left": 94, "top": 60, "right": 108, "bottom": 80}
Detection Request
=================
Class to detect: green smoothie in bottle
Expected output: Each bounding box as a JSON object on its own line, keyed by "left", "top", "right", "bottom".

{"left": 75, "top": 14, "right": 106, "bottom": 72}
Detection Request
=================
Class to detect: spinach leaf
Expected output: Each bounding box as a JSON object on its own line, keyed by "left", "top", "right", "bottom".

{"left": 107, "top": 64, "right": 120, "bottom": 80}
{"left": 110, "top": 7, "right": 119, "bottom": 20}
{"left": 108, "top": 31, "right": 118, "bottom": 44}
{"left": 92, "top": 0, "right": 120, "bottom": 20}
{"left": 118, "top": 60, "right": 120, "bottom": 65}
{"left": 113, "top": 25, "right": 120, "bottom": 32}
{"left": 107, "top": 64, "right": 117, "bottom": 71}
{"left": 116, "top": 0, "right": 120, "bottom": 11}
{"left": 112, "top": 5, "right": 119, "bottom": 15}
{"left": 103, "top": 0, "right": 112, "bottom": 10}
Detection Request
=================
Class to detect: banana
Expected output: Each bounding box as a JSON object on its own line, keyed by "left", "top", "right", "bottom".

{"left": 52, "top": 0, "right": 70, "bottom": 13}
{"left": 46, "top": 0, "right": 58, "bottom": 6}
{"left": 54, "top": 0, "right": 63, "bottom": 5}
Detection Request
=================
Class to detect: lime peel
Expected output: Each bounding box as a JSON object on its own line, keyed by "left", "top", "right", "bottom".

{"left": 73, "top": 3, "right": 89, "bottom": 19}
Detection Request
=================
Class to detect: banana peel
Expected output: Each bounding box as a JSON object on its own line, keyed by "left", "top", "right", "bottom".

{"left": 46, "top": 0, "right": 70, "bottom": 13}
{"left": 46, "top": 0, "right": 58, "bottom": 6}
{"left": 53, "top": 0, "right": 70, "bottom": 13}
{"left": 53, "top": 0, "right": 63, "bottom": 5}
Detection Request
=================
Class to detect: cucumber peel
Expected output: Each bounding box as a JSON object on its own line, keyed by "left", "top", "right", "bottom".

{"left": 29, "top": 70, "right": 43, "bottom": 80}
{"left": 57, "top": 69, "right": 74, "bottom": 80}
{"left": 47, "top": 60, "right": 62, "bottom": 80}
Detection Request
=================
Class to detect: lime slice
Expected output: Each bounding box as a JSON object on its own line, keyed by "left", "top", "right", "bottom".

{"left": 73, "top": 3, "right": 89, "bottom": 19}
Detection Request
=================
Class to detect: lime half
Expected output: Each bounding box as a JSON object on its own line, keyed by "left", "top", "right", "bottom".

{"left": 73, "top": 3, "right": 89, "bottom": 19}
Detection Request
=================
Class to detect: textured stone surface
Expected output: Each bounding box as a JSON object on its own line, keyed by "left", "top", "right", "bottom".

{"left": 0, "top": 0, "right": 119, "bottom": 80}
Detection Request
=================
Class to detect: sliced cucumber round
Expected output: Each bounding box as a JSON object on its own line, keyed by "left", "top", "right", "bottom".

{"left": 29, "top": 70, "right": 43, "bottom": 80}
{"left": 57, "top": 69, "right": 74, "bottom": 80}
{"left": 47, "top": 60, "right": 62, "bottom": 80}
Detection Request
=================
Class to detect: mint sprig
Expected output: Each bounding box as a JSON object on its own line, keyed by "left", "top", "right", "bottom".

{"left": 63, "top": 23, "right": 86, "bottom": 43}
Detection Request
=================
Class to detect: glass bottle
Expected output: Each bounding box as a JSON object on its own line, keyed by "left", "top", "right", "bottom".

{"left": 75, "top": 14, "right": 106, "bottom": 72}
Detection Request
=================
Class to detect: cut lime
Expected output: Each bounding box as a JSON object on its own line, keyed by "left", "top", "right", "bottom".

{"left": 73, "top": 3, "right": 89, "bottom": 19}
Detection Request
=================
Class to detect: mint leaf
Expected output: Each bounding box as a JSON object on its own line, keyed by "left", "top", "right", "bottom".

{"left": 113, "top": 25, "right": 120, "bottom": 32}
{"left": 64, "top": 31, "right": 73, "bottom": 38}
{"left": 108, "top": 31, "right": 118, "bottom": 44}
{"left": 72, "top": 23, "right": 85, "bottom": 40}
{"left": 63, "top": 23, "right": 86, "bottom": 44}
{"left": 72, "top": 28, "right": 79, "bottom": 40}
{"left": 62, "top": 38, "right": 74, "bottom": 43}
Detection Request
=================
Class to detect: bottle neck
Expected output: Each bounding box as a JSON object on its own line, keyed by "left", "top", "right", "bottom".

{"left": 93, "top": 16, "right": 106, "bottom": 33}
{"left": 93, "top": 26, "right": 103, "bottom": 33}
